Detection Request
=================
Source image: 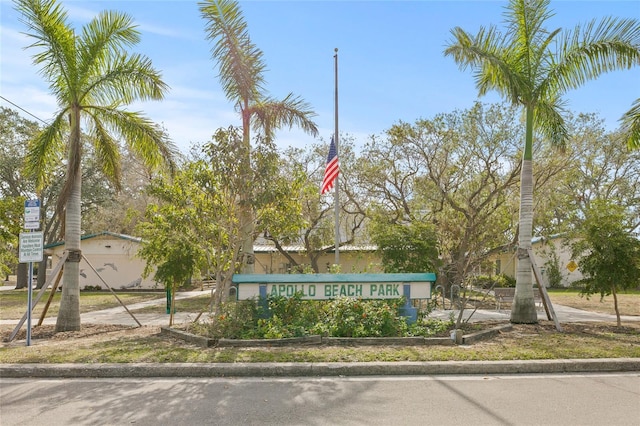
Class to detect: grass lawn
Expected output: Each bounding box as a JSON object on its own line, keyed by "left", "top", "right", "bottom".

{"left": 547, "top": 289, "right": 640, "bottom": 316}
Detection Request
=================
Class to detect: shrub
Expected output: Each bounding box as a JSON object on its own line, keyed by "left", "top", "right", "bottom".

{"left": 194, "top": 296, "right": 452, "bottom": 339}
{"left": 544, "top": 249, "right": 564, "bottom": 288}
{"left": 323, "top": 297, "right": 409, "bottom": 337}
{"left": 193, "top": 300, "right": 260, "bottom": 339}
{"left": 81, "top": 285, "right": 102, "bottom": 291}
{"left": 468, "top": 274, "right": 514, "bottom": 289}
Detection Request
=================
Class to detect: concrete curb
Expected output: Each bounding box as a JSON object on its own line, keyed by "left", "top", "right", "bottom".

{"left": 1, "top": 358, "right": 638, "bottom": 378}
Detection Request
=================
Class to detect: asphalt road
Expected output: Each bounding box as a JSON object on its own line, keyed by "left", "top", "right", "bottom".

{"left": 1, "top": 373, "right": 639, "bottom": 426}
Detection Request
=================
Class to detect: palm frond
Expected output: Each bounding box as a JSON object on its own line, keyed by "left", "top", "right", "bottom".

{"left": 85, "top": 114, "right": 123, "bottom": 189}
{"left": 250, "top": 94, "right": 319, "bottom": 142}
{"left": 199, "top": 0, "right": 266, "bottom": 103}
{"left": 16, "top": 0, "right": 76, "bottom": 105}
{"left": 77, "top": 9, "right": 140, "bottom": 89}
{"left": 620, "top": 98, "right": 640, "bottom": 150}
{"left": 445, "top": 26, "right": 524, "bottom": 105}
{"left": 535, "top": 97, "right": 569, "bottom": 149}
{"left": 89, "top": 107, "right": 178, "bottom": 174}
{"left": 506, "top": 0, "right": 555, "bottom": 53}
{"left": 82, "top": 53, "right": 169, "bottom": 106}
{"left": 553, "top": 17, "right": 640, "bottom": 93}
{"left": 24, "top": 111, "right": 67, "bottom": 190}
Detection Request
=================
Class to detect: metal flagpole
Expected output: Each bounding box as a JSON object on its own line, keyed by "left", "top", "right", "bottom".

{"left": 333, "top": 48, "right": 340, "bottom": 266}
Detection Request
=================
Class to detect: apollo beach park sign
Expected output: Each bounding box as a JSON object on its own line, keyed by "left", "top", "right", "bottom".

{"left": 233, "top": 273, "right": 436, "bottom": 301}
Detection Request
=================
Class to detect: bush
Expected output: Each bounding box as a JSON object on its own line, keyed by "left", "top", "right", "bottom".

{"left": 192, "top": 300, "right": 260, "bottom": 339}
{"left": 322, "top": 297, "right": 408, "bottom": 337}
{"left": 468, "top": 274, "right": 515, "bottom": 289}
{"left": 544, "top": 250, "right": 563, "bottom": 288}
{"left": 193, "top": 295, "right": 452, "bottom": 339}
{"left": 82, "top": 285, "right": 102, "bottom": 291}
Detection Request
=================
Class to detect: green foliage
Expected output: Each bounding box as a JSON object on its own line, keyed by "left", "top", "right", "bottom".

{"left": 136, "top": 163, "right": 215, "bottom": 292}
{"left": 469, "top": 274, "right": 515, "bottom": 289}
{"left": 370, "top": 219, "right": 441, "bottom": 273}
{"left": 361, "top": 103, "right": 523, "bottom": 286}
{"left": 258, "top": 294, "right": 325, "bottom": 338}
{"left": 195, "top": 296, "right": 451, "bottom": 339}
{"left": 321, "top": 298, "right": 407, "bottom": 337}
{"left": 572, "top": 201, "right": 640, "bottom": 299}
{"left": 199, "top": 0, "right": 318, "bottom": 274}
{"left": 0, "top": 197, "right": 23, "bottom": 277}
{"left": 191, "top": 300, "right": 260, "bottom": 340}
{"left": 544, "top": 249, "right": 564, "bottom": 289}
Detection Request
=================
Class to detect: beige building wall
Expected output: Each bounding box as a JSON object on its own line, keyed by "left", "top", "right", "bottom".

{"left": 490, "top": 237, "right": 583, "bottom": 287}
{"left": 46, "top": 233, "right": 158, "bottom": 290}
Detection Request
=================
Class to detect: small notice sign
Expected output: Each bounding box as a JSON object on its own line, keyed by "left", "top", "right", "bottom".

{"left": 24, "top": 199, "right": 40, "bottom": 223}
{"left": 566, "top": 260, "right": 578, "bottom": 273}
{"left": 19, "top": 232, "right": 43, "bottom": 263}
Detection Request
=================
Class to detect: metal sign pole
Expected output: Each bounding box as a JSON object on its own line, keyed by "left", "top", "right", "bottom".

{"left": 26, "top": 261, "right": 33, "bottom": 345}
{"left": 22, "top": 199, "right": 41, "bottom": 346}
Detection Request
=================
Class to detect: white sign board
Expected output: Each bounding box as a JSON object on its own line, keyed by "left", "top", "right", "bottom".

{"left": 237, "top": 282, "right": 431, "bottom": 301}
{"left": 24, "top": 200, "right": 40, "bottom": 222}
{"left": 19, "top": 232, "right": 43, "bottom": 263}
{"left": 24, "top": 221, "right": 40, "bottom": 230}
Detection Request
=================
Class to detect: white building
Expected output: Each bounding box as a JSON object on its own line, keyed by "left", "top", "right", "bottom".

{"left": 45, "top": 232, "right": 158, "bottom": 290}
{"left": 489, "top": 235, "right": 583, "bottom": 287}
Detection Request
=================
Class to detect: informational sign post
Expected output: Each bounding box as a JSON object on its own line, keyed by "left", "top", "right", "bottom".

{"left": 24, "top": 199, "right": 40, "bottom": 230}
{"left": 19, "top": 232, "right": 43, "bottom": 263}
{"left": 22, "top": 199, "right": 42, "bottom": 347}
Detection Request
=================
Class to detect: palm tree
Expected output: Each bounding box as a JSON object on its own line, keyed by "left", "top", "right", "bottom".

{"left": 444, "top": 0, "right": 640, "bottom": 323}
{"left": 199, "top": 0, "right": 318, "bottom": 274}
{"left": 16, "top": 0, "right": 176, "bottom": 331}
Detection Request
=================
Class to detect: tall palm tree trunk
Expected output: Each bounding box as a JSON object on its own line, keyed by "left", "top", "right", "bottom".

{"left": 239, "top": 107, "right": 255, "bottom": 274}
{"left": 55, "top": 171, "right": 82, "bottom": 331}
{"left": 511, "top": 108, "right": 538, "bottom": 323}
{"left": 56, "top": 108, "right": 83, "bottom": 332}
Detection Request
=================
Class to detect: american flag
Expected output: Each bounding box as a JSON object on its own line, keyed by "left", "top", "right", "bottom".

{"left": 321, "top": 137, "right": 339, "bottom": 194}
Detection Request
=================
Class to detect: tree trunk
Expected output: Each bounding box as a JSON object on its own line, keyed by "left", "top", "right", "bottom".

{"left": 55, "top": 171, "right": 82, "bottom": 331}
{"left": 612, "top": 285, "right": 621, "bottom": 327}
{"left": 169, "top": 283, "right": 176, "bottom": 326}
{"left": 240, "top": 106, "right": 255, "bottom": 274}
{"left": 36, "top": 256, "right": 48, "bottom": 289}
{"left": 56, "top": 109, "right": 83, "bottom": 332}
{"left": 15, "top": 262, "right": 27, "bottom": 289}
{"left": 511, "top": 108, "right": 538, "bottom": 324}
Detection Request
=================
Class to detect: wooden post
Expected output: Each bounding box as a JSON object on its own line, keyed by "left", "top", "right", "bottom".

{"left": 528, "top": 249, "right": 563, "bottom": 332}
{"left": 38, "top": 266, "right": 63, "bottom": 326}
{"left": 82, "top": 255, "right": 142, "bottom": 327}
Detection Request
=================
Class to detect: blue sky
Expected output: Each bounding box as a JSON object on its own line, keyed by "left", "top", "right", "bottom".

{"left": 1, "top": 0, "right": 639, "bottom": 154}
